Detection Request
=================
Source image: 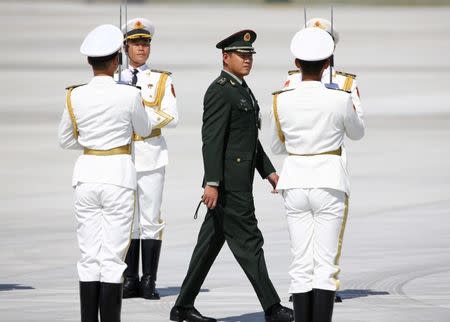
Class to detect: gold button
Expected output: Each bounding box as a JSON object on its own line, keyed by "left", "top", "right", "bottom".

{"left": 236, "top": 158, "right": 241, "bottom": 162}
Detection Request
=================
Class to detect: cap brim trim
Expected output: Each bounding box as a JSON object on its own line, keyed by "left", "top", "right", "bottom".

{"left": 223, "top": 46, "right": 255, "bottom": 53}
{"left": 126, "top": 34, "right": 152, "bottom": 40}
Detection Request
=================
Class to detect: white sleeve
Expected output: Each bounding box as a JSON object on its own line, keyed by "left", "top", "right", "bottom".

{"left": 350, "top": 78, "right": 363, "bottom": 119}
{"left": 131, "top": 92, "right": 152, "bottom": 137}
{"left": 149, "top": 75, "right": 178, "bottom": 129}
{"left": 269, "top": 102, "right": 288, "bottom": 155}
{"left": 344, "top": 95, "right": 365, "bottom": 140}
{"left": 57, "top": 107, "right": 83, "bottom": 150}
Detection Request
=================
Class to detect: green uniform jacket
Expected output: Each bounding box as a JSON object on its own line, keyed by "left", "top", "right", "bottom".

{"left": 202, "top": 71, "right": 275, "bottom": 192}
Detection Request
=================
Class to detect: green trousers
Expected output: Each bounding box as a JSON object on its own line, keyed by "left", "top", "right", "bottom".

{"left": 175, "top": 191, "right": 280, "bottom": 311}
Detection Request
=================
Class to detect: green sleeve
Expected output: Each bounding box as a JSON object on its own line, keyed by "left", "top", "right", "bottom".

{"left": 255, "top": 140, "right": 276, "bottom": 179}
{"left": 202, "top": 86, "right": 231, "bottom": 184}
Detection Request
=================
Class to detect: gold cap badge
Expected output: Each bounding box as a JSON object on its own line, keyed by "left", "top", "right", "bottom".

{"left": 243, "top": 32, "right": 251, "bottom": 41}
{"left": 133, "top": 20, "right": 144, "bottom": 30}
{"left": 313, "top": 21, "right": 326, "bottom": 30}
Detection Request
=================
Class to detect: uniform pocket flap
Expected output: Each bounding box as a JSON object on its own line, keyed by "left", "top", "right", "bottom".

{"left": 225, "top": 150, "right": 253, "bottom": 161}
{"left": 237, "top": 98, "right": 254, "bottom": 112}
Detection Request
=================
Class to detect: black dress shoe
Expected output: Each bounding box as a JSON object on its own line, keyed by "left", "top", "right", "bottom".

{"left": 265, "top": 304, "right": 294, "bottom": 322}
{"left": 169, "top": 306, "right": 216, "bottom": 322}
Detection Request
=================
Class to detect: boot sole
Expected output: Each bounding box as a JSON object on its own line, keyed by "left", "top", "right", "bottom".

{"left": 142, "top": 291, "right": 160, "bottom": 300}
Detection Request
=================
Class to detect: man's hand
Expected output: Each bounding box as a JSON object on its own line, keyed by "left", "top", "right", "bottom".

{"left": 202, "top": 185, "right": 219, "bottom": 209}
{"left": 267, "top": 172, "right": 279, "bottom": 194}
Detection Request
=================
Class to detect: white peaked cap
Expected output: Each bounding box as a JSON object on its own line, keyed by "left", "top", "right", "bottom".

{"left": 290, "top": 27, "right": 335, "bottom": 61}
{"left": 80, "top": 24, "right": 123, "bottom": 57}
{"left": 122, "top": 18, "right": 155, "bottom": 40}
{"left": 306, "top": 17, "right": 339, "bottom": 44}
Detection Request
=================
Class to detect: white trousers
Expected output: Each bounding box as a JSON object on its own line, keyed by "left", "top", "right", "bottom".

{"left": 132, "top": 167, "right": 166, "bottom": 240}
{"left": 74, "top": 183, "right": 134, "bottom": 283}
{"left": 283, "top": 188, "right": 348, "bottom": 293}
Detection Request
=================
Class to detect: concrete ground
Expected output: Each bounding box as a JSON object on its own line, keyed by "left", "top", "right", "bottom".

{"left": 1, "top": 1, "right": 450, "bottom": 321}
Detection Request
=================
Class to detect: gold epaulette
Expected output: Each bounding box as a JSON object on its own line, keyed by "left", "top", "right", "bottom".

{"left": 272, "top": 88, "right": 294, "bottom": 96}
{"left": 335, "top": 71, "right": 356, "bottom": 79}
{"left": 327, "top": 87, "right": 351, "bottom": 94}
{"left": 288, "top": 69, "right": 301, "bottom": 75}
{"left": 151, "top": 69, "right": 172, "bottom": 76}
{"left": 65, "top": 83, "right": 86, "bottom": 90}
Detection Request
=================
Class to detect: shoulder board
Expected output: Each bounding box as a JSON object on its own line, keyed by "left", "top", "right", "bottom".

{"left": 335, "top": 70, "right": 356, "bottom": 78}
{"left": 288, "top": 69, "right": 301, "bottom": 75}
{"left": 65, "top": 83, "right": 86, "bottom": 90}
{"left": 272, "top": 88, "right": 294, "bottom": 95}
{"left": 327, "top": 87, "right": 351, "bottom": 94}
{"left": 216, "top": 77, "right": 229, "bottom": 86}
{"left": 151, "top": 69, "right": 172, "bottom": 76}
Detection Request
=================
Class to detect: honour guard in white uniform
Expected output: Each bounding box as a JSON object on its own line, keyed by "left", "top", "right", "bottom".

{"left": 119, "top": 18, "right": 178, "bottom": 300}
{"left": 270, "top": 28, "right": 365, "bottom": 322}
{"left": 283, "top": 18, "right": 361, "bottom": 115}
{"left": 58, "top": 25, "right": 152, "bottom": 322}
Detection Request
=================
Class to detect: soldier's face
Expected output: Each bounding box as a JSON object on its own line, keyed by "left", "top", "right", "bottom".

{"left": 127, "top": 39, "right": 151, "bottom": 68}
{"left": 223, "top": 51, "right": 253, "bottom": 78}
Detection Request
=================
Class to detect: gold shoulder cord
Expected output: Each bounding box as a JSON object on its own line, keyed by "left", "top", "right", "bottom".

{"left": 66, "top": 88, "right": 78, "bottom": 140}
{"left": 143, "top": 73, "right": 169, "bottom": 109}
{"left": 272, "top": 94, "right": 285, "bottom": 143}
{"left": 134, "top": 73, "right": 174, "bottom": 141}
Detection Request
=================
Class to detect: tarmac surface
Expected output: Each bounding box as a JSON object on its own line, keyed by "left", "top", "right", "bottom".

{"left": 1, "top": 1, "right": 450, "bottom": 321}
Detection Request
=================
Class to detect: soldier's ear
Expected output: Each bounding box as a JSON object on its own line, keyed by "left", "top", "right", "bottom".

{"left": 222, "top": 51, "right": 229, "bottom": 66}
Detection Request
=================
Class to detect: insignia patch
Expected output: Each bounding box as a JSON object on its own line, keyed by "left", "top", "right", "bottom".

{"left": 217, "top": 77, "right": 227, "bottom": 85}
{"left": 313, "top": 21, "right": 326, "bottom": 30}
{"left": 133, "top": 20, "right": 144, "bottom": 29}
{"left": 230, "top": 80, "right": 236, "bottom": 86}
{"left": 244, "top": 32, "right": 251, "bottom": 41}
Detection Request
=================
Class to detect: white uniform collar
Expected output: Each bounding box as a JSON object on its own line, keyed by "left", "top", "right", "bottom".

{"left": 90, "top": 75, "right": 116, "bottom": 84}
{"left": 222, "top": 69, "right": 243, "bottom": 85}
{"left": 298, "top": 80, "right": 324, "bottom": 88}
{"left": 128, "top": 64, "right": 149, "bottom": 72}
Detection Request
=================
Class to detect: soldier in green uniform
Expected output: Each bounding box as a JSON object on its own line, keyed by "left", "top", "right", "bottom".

{"left": 169, "top": 30, "right": 294, "bottom": 322}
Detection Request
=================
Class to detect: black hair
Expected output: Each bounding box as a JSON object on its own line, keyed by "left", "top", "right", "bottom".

{"left": 296, "top": 58, "right": 329, "bottom": 76}
{"left": 87, "top": 51, "right": 119, "bottom": 70}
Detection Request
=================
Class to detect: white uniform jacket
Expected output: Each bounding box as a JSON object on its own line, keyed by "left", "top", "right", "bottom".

{"left": 58, "top": 76, "right": 152, "bottom": 189}
{"left": 270, "top": 81, "right": 365, "bottom": 195}
{"left": 120, "top": 64, "right": 178, "bottom": 172}
{"left": 284, "top": 67, "right": 362, "bottom": 113}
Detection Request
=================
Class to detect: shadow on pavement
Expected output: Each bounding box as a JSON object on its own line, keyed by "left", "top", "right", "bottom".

{"left": 0, "top": 284, "right": 34, "bottom": 291}
{"left": 158, "top": 286, "right": 209, "bottom": 298}
{"left": 338, "top": 289, "right": 390, "bottom": 300}
{"left": 218, "top": 311, "right": 264, "bottom": 322}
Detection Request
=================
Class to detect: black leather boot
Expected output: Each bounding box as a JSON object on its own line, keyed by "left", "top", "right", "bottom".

{"left": 79, "top": 281, "right": 100, "bottom": 322}
{"left": 169, "top": 306, "right": 217, "bottom": 322}
{"left": 312, "top": 289, "right": 335, "bottom": 322}
{"left": 99, "top": 282, "right": 123, "bottom": 322}
{"left": 141, "top": 239, "right": 162, "bottom": 300}
{"left": 292, "top": 291, "right": 312, "bottom": 322}
{"left": 122, "top": 239, "right": 140, "bottom": 298}
{"left": 265, "top": 303, "right": 294, "bottom": 322}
